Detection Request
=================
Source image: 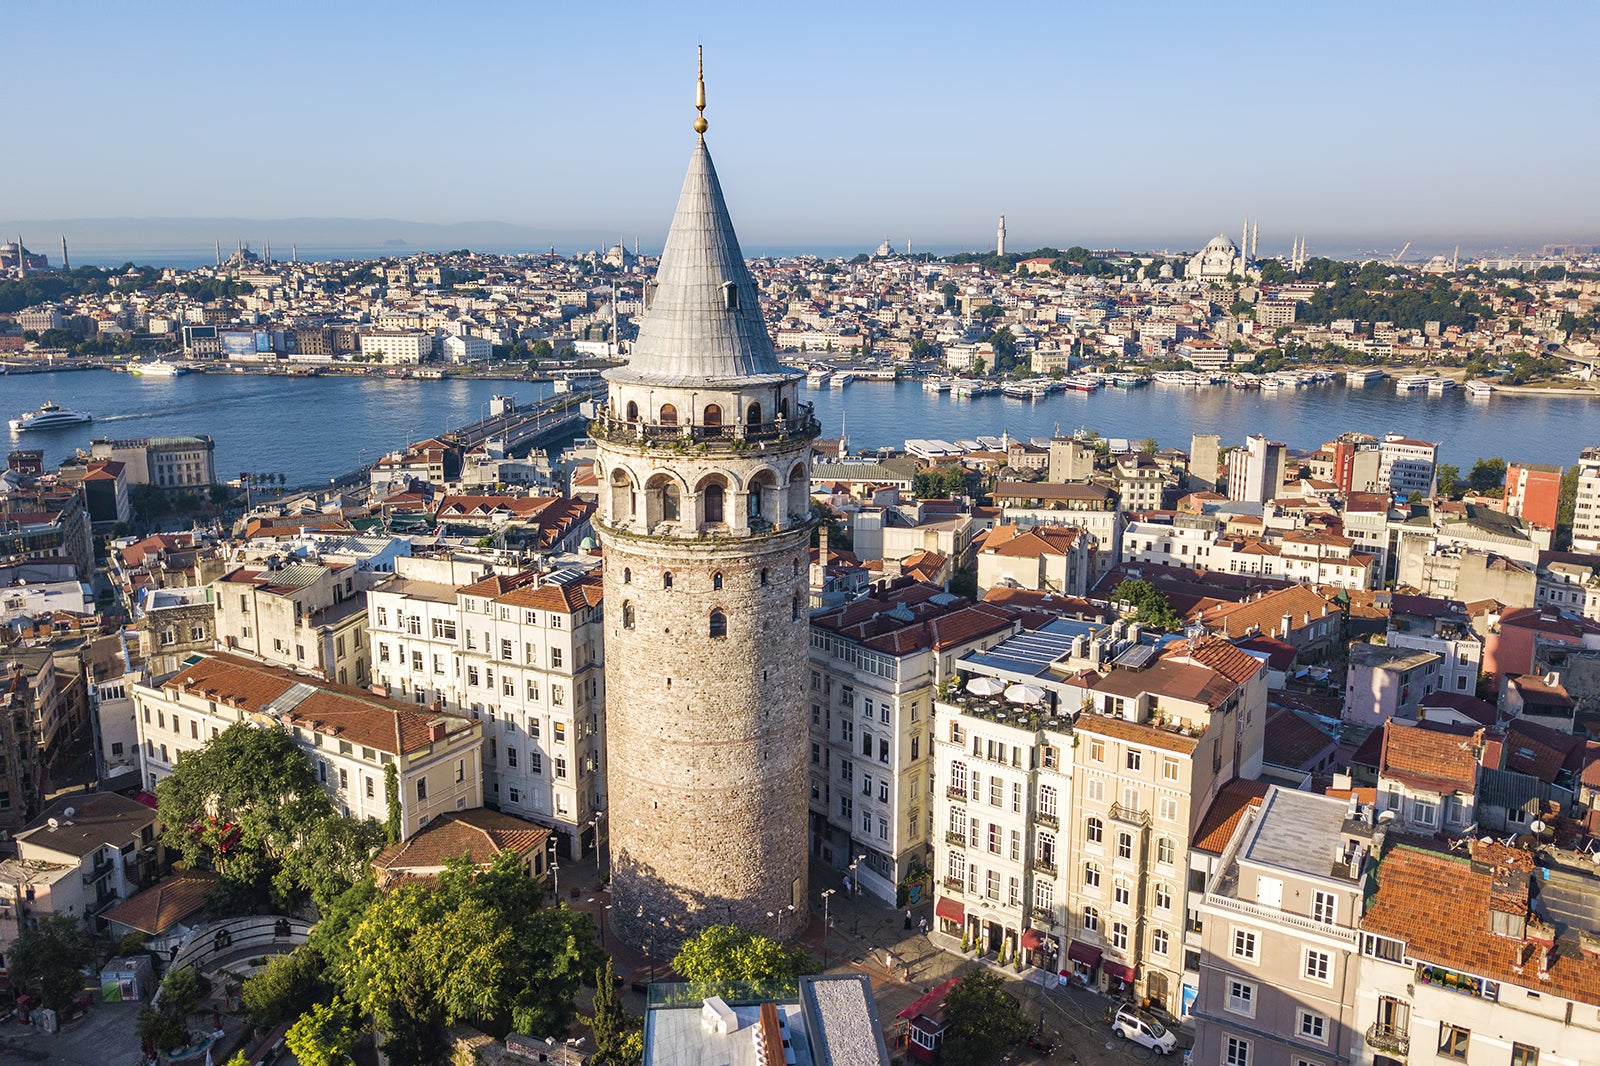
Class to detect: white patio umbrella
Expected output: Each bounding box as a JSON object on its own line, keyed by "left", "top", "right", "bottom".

{"left": 965, "top": 676, "right": 1007, "bottom": 697}
{"left": 1006, "top": 683, "right": 1047, "bottom": 705}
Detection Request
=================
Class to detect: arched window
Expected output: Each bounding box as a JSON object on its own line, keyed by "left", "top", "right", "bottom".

{"left": 760, "top": 568, "right": 769, "bottom": 586}
{"left": 623, "top": 567, "right": 631, "bottom": 584}
{"left": 746, "top": 402, "right": 762, "bottom": 425}
{"left": 625, "top": 400, "right": 639, "bottom": 421}
{"left": 792, "top": 595, "right": 801, "bottom": 621}
{"left": 663, "top": 571, "right": 673, "bottom": 590}
{"left": 709, "top": 609, "right": 727, "bottom": 638}
{"left": 712, "top": 572, "right": 723, "bottom": 590}
{"left": 662, "top": 482, "right": 680, "bottom": 521}
{"left": 609, "top": 468, "right": 635, "bottom": 521}
{"left": 703, "top": 482, "right": 724, "bottom": 524}
{"left": 659, "top": 403, "right": 677, "bottom": 425}
{"left": 703, "top": 403, "right": 722, "bottom": 427}
{"left": 1085, "top": 816, "right": 1103, "bottom": 843}
{"left": 622, "top": 602, "right": 635, "bottom": 630}
{"left": 1038, "top": 831, "right": 1057, "bottom": 865}
{"left": 779, "top": 396, "right": 790, "bottom": 419}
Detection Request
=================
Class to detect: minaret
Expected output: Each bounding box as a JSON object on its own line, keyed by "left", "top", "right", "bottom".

{"left": 60, "top": 235, "right": 69, "bottom": 272}
{"left": 264, "top": 240, "right": 271, "bottom": 265}
{"left": 1452, "top": 245, "right": 1459, "bottom": 271}
{"left": 1240, "top": 218, "right": 1248, "bottom": 272}
{"left": 996, "top": 214, "right": 1007, "bottom": 256}
{"left": 1251, "top": 220, "right": 1258, "bottom": 259}
{"left": 216, "top": 240, "right": 221, "bottom": 267}
{"left": 292, "top": 242, "right": 298, "bottom": 264}
{"left": 595, "top": 48, "right": 817, "bottom": 949}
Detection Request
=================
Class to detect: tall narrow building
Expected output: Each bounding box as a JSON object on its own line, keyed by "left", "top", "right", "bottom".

{"left": 594, "top": 53, "right": 819, "bottom": 948}
{"left": 996, "top": 214, "right": 1006, "bottom": 255}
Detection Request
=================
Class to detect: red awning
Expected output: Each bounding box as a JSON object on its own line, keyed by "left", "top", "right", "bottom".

{"left": 1067, "top": 940, "right": 1102, "bottom": 966}
{"left": 1103, "top": 959, "right": 1138, "bottom": 983}
{"left": 1020, "top": 929, "right": 1045, "bottom": 951}
{"left": 935, "top": 896, "right": 965, "bottom": 924}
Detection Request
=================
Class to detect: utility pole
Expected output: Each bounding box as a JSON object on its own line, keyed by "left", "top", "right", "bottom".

{"left": 820, "top": 889, "right": 836, "bottom": 969}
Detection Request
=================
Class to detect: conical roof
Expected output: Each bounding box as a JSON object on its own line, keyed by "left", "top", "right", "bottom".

{"left": 607, "top": 142, "right": 790, "bottom": 387}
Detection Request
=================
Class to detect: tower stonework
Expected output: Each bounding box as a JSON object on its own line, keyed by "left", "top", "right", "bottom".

{"left": 594, "top": 79, "right": 818, "bottom": 949}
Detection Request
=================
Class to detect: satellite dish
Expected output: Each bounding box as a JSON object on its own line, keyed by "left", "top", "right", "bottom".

{"left": 1480, "top": 837, "right": 1494, "bottom": 844}
{"left": 1530, "top": 819, "right": 1546, "bottom": 833}
{"left": 1377, "top": 810, "right": 1397, "bottom": 823}
{"left": 47, "top": 818, "right": 59, "bottom": 831}
{"left": 62, "top": 807, "right": 75, "bottom": 819}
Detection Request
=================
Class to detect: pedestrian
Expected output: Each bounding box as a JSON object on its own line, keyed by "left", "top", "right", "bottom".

{"left": 918, "top": 916, "right": 928, "bottom": 935}
{"left": 842, "top": 873, "right": 852, "bottom": 897}
{"left": 904, "top": 908, "right": 912, "bottom": 931}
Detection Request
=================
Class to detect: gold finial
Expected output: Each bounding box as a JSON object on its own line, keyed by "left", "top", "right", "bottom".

{"left": 694, "top": 46, "right": 708, "bottom": 138}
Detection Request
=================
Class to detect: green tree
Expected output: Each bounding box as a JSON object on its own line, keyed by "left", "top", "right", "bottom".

{"left": 304, "top": 877, "right": 378, "bottom": 974}
{"left": 286, "top": 997, "right": 358, "bottom": 1066}
{"left": 1435, "top": 463, "right": 1463, "bottom": 499}
{"left": 583, "top": 959, "right": 643, "bottom": 1066}
{"left": 155, "top": 723, "right": 334, "bottom": 891}
{"left": 273, "top": 814, "right": 387, "bottom": 911}
{"left": 1555, "top": 463, "right": 1581, "bottom": 549}
{"left": 243, "top": 949, "right": 328, "bottom": 1026}
{"left": 137, "top": 1006, "right": 189, "bottom": 1055}
{"left": 973, "top": 304, "right": 1002, "bottom": 321}
{"left": 1139, "top": 436, "right": 1158, "bottom": 455}
{"left": 384, "top": 762, "right": 402, "bottom": 843}
{"left": 670, "top": 925, "right": 816, "bottom": 985}
{"left": 938, "top": 971, "right": 1032, "bottom": 1066}
{"left": 1111, "top": 578, "right": 1185, "bottom": 632}
{"left": 341, "top": 852, "right": 601, "bottom": 1046}
{"left": 1467, "top": 456, "right": 1507, "bottom": 494}
{"left": 160, "top": 965, "right": 204, "bottom": 1020}
{"left": 9, "top": 914, "right": 93, "bottom": 1011}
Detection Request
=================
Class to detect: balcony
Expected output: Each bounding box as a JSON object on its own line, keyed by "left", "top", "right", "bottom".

{"left": 1036, "top": 811, "right": 1059, "bottom": 829}
{"left": 1034, "top": 859, "right": 1058, "bottom": 878}
{"left": 946, "top": 786, "right": 969, "bottom": 801}
{"left": 1365, "top": 1023, "right": 1408, "bottom": 1057}
{"left": 82, "top": 860, "right": 115, "bottom": 886}
{"left": 945, "top": 830, "right": 969, "bottom": 847}
{"left": 1108, "top": 802, "right": 1151, "bottom": 827}
{"left": 941, "top": 877, "right": 965, "bottom": 895}
{"left": 591, "top": 403, "right": 821, "bottom": 451}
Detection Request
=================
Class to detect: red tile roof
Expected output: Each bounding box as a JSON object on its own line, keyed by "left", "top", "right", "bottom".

{"left": 1379, "top": 719, "right": 1481, "bottom": 795}
{"left": 101, "top": 869, "right": 219, "bottom": 934}
{"left": 371, "top": 808, "right": 549, "bottom": 885}
{"left": 1192, "top": 779, "right": 1271, "bottom": 854}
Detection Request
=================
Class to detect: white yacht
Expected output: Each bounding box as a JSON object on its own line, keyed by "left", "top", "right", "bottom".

{"left": 9, "top": 401, "right": 93, "bottom": 432}
{"left": 130, "top": 359, "right": 189, "bottom": 377}
{"left": 1465, "top": 380, "right": 1495, "bottom": 398}
{"left": 1394, "top": 373, "right": 1434, "bottom": 393}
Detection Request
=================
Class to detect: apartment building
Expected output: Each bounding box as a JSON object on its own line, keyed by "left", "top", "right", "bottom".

{"left": 1123, "top": 520, "right": 1377, "bottom": 590}
{"left": 359, "top": 329, "right": 434, "bottom": 364}
{"left": 1377, "top": 434, "right": 1438, "bottom": 499}
{"left": 1497, "top": 461, "right": 1563, "bottom": 533}
{"left": 993, "top": 480, "right": 1123, "bottom": 581}
{"left": 976, "top": 524, "right": 1094, "bottom": 597}
{"left": 134, "top": 652, "right": 481, "bottom": 839}
{"left": 1355, "top": 838, "right": 1600, "bottom": 1066}
{"left": 1228, "top": 435, "right": 1286, "bottom": 505}
{"left": 1194, "top": 788, "right": 1379, "bottom": 1066}
{"left": 211, "top": 559, "right": 370, "bottom": 686}
{"left": 90, "top": 436, "right": 216, "bottom": 490}
{"left": 1384, "top": 594, "right": 1483, "bottom": 695}
{"left": 367, "top": 555, "right": 607, "bottom": 856}
{"left": 929, "top": 619, "right": 1266, "bottom": 1016}
{"left": 808, "top": 580, "right": 1022, "bottom": 902}
{"left": 1573, "top": 446, "right": 1600, "bottom": 552}
{"left": 1344, "top": 645, "right": 1444, "bottom": 727}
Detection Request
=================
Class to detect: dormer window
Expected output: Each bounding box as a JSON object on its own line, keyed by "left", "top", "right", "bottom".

{"left": 723, "top": 282, "right": 738, "bottom": 310}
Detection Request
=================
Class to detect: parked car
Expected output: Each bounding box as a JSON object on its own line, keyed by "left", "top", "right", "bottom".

{"left": 1111, "top": 1004, "right": 1177, "bottom": 1055}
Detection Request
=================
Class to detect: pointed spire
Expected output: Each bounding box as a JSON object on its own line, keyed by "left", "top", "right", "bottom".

{"left": 609, "top": 57, "right": 785, "bottom": 388}
{"left": 60, "top": 235, "right": 69, "bottom": 272}
{"left": 694, "top": 46, "right": 708, "bottom": 140}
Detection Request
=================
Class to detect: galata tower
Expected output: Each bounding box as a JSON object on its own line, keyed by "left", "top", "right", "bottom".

{"left": 595, "top": 51, "right": 818, "bottom": 949}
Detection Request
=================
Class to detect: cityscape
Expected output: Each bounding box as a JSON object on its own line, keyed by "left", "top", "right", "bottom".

{"left": 3, "top": 7, "right": 1600, "bottom": 1066}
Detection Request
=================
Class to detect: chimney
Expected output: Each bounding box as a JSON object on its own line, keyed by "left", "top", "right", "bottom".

{"left": 428, "top": 720, "right": 448, "bottom": 742}
{"left": 1281, "top": 613, "right": 1293, "bottom": 638}
{"left": 818, "top": 524, "right": 829, "bottom": 564}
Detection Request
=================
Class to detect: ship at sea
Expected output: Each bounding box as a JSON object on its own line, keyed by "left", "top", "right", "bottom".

{"left": 9, "top": 401, "right": 94, "bottom": 432}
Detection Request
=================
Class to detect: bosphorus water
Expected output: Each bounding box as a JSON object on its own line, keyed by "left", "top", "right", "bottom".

{"left": 3, "top": 370, "right": 1594, "bottom": 483}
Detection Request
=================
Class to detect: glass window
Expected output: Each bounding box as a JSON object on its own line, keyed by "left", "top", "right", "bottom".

{"left": 1082, "top": 906, "right": 1099, "bottom": 931}
{"left": 1233, "top": 929, "right": 1257, "bottom": 961}
{"left": 1086, "top": 816, "right": 1103, "bottom": 843}
{"left": 1437, "top": 1024, "right": 1469, "bottom": 1061}
{"left": 1224, "top": 1035, "right": 1251, "bottom": 1066}
{"left": 1227, "top": 981, "right": 1254, "bottom": 1016}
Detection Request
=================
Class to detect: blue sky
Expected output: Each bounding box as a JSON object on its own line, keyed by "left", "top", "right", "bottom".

{"left": 6, "top": 1, "right": 1598, "bottom": 254}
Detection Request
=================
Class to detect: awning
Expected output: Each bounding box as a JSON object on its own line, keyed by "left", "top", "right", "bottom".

{"left": 1020, "top": 929, "right": 1045, "bottom": 951}
{"left": 897, "top": 977, "right": 960, "bottom": 1020}
{"left": 1067, "top": 940, "right": 1102, "bottom": 966}
{"left": 935, "top": 896, "right": 965, "bottom": 924}
{"left": 1103, "top": 959, "right": 1138, "bottom": 983}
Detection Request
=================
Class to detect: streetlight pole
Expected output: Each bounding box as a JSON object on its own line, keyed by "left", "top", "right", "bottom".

{"left": 590, "top": 810, "right": 607, "bottom": 883}
{"left": 548, "top": 837, "right": 560, "bottom": 900}
{"left": 820, "top": 889, "right": 835, "bottom": 970}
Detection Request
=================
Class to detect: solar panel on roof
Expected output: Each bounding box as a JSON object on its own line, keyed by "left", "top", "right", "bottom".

{"left": 262, "top": 682, "right": 319, "bottom": 717}
{"left": 1113, "top": 644, "right": 1157, "bottom": 669}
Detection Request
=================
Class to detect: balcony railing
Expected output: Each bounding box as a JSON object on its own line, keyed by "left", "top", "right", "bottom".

{"left": 1365, "top": 1022, "right": 1409, "bottom": 1057}
{"left": 945, "top": 831, "right": 969, "bottom": 847}
{"left": 1036, "top": 811, "right": 1059, "bottom": 829}
{"left": 1035, "top": 859, "right": 1058, "bottom": 878}
{"left": 591, "top": 403, "right": 820, "bottom": 451}
{"left": 941, "top": 877, "right": 965, "bottom": 894}
{"left": 946, "top": 786, "right": 969, "bottom": 801}
{"left": 82, "top": 860, "right": 115, "bottom": 886}
{"left": 1108, "top": 802, "right": 1151, "bottom": 827}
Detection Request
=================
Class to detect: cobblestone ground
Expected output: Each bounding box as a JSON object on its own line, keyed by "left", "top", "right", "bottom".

{"left": 560, "top": 855, "right": 1191, "bottom": 1065}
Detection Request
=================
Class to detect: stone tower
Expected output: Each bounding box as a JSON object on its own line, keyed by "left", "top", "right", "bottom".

{"left": 594, "top": 54, "right": 818, "bottom": 950}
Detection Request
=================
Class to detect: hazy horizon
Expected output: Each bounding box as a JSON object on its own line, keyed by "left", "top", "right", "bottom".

{"left": 6, "top": 2, "right": 1599, "bottom": 253}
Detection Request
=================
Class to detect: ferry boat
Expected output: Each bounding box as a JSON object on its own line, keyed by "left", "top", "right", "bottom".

{"left": 9, "top": 401, "right": 93, "bottom": 432}
{"left": 922, "top": 377, "right": 950, "bottom": 394}
{"left": 1109, "top": 373, "right": 1149, "bottom": 388}
{"left": 830, "top": 372, "right": 854, "bottom": 388}
{"left": 1345, "top": 367, "right": 1386, "bottom": 386}
{"left": 805, "top": 367, "right": 831, "bottom": 387}
{"left": 1426, "top": 377, "right": 1457, "bottom": 395}
{"left": 1394, "top": 373, "right": 1434, "bottom": 393}
{"left": 1465, "top": 380, "right": 1495, "bottom": 398}
{"left": 129, "top": 359, "right": 189, "bottom": 377}
{"left": 1063, "top": 375, "right": 1102, "bottom": 393}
